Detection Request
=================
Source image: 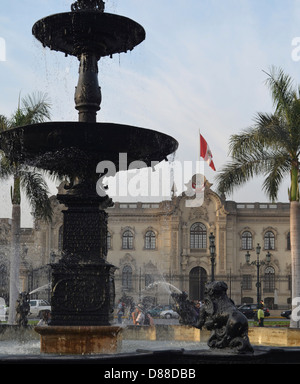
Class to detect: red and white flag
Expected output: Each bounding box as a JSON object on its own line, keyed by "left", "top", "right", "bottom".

{"left": 200, "top": 134, "right": 216, "bottom": 171}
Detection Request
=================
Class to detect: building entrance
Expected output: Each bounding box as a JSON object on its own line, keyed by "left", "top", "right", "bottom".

{"left": 189, "top": 267, "right": 207, "bottom": 301}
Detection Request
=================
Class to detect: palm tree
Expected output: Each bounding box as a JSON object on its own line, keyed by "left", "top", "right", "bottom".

{"left": 216, "top": 67, "right": 300, "bottom": 328}
{"left": 0, "top": 92, "right": 53, "bottom": 324}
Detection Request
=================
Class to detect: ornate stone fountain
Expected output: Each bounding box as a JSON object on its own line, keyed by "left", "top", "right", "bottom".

{"left": 0, "top": 0, "right": 178, "bottom": 354}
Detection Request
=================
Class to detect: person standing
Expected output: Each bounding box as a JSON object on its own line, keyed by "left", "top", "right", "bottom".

{"left": 135, "top": 304, "right": 145, "bottom": 325}
{"left": 144, "top": 311, "right": 154, "bottom": 326}
{"left": 257, "top": 305, "right": 264, "bottom": 327}
{"left": 117, "top": 300, "right": 124, "bottom": 324}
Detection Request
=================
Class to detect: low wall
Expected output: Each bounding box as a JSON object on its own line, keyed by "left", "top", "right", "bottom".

{"left": 249, "top": 327, "right": 300, "bottom": 347}
{"left": 123, "top": 325, "right": 300, "bottom": 347}
{"left": 122, "top": 325, "right": 210, "bottom": 342}
{"left": 2, "top": 323, "right": 300, "bottom": 348}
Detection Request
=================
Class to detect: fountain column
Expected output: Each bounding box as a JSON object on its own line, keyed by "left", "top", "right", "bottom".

{"left": 37, "top": 1, "right": 120, "bottom": 352}
{"left": 75, "top": 53, "right": 102, "bottom": 123}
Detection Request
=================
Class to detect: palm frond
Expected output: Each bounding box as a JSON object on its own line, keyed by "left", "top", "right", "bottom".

{"left": 261, "top": 150, "right": 291, "bottom": 201}
{"left": 0, "top": 154, "right": 13, "bottom": 179}
{"left": 19, "top": 168, "right": 53, "bottom": 223}
{"left": 11, "top": 92, "right": 51, "bottom": 128}
{"left": 229, "top": 128, "right": 265, "bottom": 160}
{"left": 216, "top": 156, "right": 265, "bottom": 196}
{"left": 263, "top": 66, "right": 294, "bottom": 120}
{"left": 21, "top": 92, "right": 51, "bottom": 124}
{"left": 0, "top": 115, "right": 9, "bottom": 132}
{"left": 216, "top": 148, "right": 291, "bottom": 201}
{"left": 217, "top": 67, "right": 300, "bottom": 203}
{"left": 253, "top": 112, "right": 293, "bottom": 150}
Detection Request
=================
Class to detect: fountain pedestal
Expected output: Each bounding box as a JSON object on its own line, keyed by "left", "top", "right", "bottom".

{"left": 50, "top": 189, "right": 115, "bottom": 327}
{"left": 35, "top": 186, "right": 123, "bottom": 354}
{"left": 35, "top": 325, "right": 122, "bottom": 355}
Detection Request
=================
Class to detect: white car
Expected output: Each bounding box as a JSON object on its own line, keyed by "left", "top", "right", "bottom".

{"left": 160, "top": 309, "right": 179, "bottom": 319}
{"left": 29, "top": 299, "right": 51, "bottom": 318}
{"left": 0, "top": 305, "right": 7, "bottom": 322}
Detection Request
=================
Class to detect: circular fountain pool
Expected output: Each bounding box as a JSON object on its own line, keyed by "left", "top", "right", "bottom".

{"left": 0, "top": 338, "right": 208, "bottom": 356}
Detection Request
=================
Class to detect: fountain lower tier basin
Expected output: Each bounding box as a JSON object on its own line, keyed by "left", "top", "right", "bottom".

{"left": 2, "top": 326, "right": 300, "bottom": 364}
{"left": 35, "top": 326, "right": 122, "bottom": 355}
{"left": 0, "top": 122, "right": 178, "bottom": 178}
{"left": 32, "top": 11, "right": 145, "bottom": 58}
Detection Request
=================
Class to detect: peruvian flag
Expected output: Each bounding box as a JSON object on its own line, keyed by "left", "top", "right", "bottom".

{"left": 200, "top": 134, "right": 216, "bottom": 171}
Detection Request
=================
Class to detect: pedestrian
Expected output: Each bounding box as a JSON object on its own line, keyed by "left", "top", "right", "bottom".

{"left": 194, "top": 301, "right": 201, "bottom": 316}
{"left": 135, "top": 304, "right": 145, "bottom": 325}
{"left": 257, "top": 305, "right": 264, "bottom": 327}
{"left": 37, "top": 310, "right": 51, "bottom": 326}
{"left": 117, "top": 300, "right": 124, "bottom": 324}
{"left": 144, "top": 311, "right": 154, "bottom": 326}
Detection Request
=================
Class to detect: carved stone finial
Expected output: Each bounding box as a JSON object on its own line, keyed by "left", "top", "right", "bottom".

{"left": 71, "top": 0, "right": 105, "bottom": 12}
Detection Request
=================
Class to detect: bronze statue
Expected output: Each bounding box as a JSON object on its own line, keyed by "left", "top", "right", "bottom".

{"left": 171, "top": 291, "right": 199, "bottom": 326}
{"left": 196, "top": 281, "right": 254, "bottom": 354}
{"left": 15, "top": 292, "right": 30, "bottom": 327}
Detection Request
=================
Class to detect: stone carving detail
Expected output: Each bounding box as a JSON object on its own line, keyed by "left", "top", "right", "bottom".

{"left": 49, "top": 188, "right": 115, "bottom": 326}
{"left": 51, "top": 263, "right": 115, "bottom": 326}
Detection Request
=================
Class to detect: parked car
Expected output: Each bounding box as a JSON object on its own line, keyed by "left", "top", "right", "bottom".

{"left": 281, "top": 310, "right": 291, "bottom": 319}
{"left": 160, "top": 309, "right": 179, "bottom": 319}
{"left": 147, "top": 305, "right": 174, "bottom": 317}
{"left": 238, "top": 304, "right": 270, "bottom": 319}
{"left": 29, "top": 299, "right": 51, "bottom": 318}
{"left": 147, "top": 306, "right": 162, "bottom": 317}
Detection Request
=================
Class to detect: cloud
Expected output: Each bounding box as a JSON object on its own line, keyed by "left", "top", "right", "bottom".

{"left": 0, "top": 0, "right": 296, "bottom": 218}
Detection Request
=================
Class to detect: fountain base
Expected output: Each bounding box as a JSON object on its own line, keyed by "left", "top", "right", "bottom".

{"left": 35, "top": 325, "right": 122, "bottom": 355}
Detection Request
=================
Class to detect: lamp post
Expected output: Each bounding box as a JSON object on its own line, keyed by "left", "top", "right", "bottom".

{"left": 245, "top": 243, "right": 271, "bottom": 307}
{"left": 209, "top": 232, "right": 216, "bottom": 282}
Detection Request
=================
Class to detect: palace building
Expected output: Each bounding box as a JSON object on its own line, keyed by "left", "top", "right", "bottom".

{"left": 0, "top": 179, "right": 291, "bottom": 310}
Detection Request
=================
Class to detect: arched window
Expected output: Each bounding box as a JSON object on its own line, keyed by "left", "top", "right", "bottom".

{"left": 145, "top": 231, "right": 156, "bottom": 249}
{"left": 122, "top": 265, "right": 133, "bottom": 290}
{"left": 189, "top": 267, "right": 208, "bottom": 300}
{"left": 190, "top": 223, "right": 207, "bottom": 249}
{"left": 122, "top": 230, "right": 133, "bottom": 249}
{"left": 241, "top": 231, "right": 252, "bottom": 250}
{"left": 264, "top": 266, "right": 275, "bottom": 292}
{"left": 264, "top": 231, "right": 275, "bottom": 250}
{"left": 145, "top": 274, "right": 154, "bottom": 288}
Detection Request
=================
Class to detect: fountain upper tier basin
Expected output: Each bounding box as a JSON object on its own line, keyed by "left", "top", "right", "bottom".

{"left": 0, "top": 122, "right": 178, "bottom": 178}
{"left": 32, "top": 11, "right": 146, "bottom": 58}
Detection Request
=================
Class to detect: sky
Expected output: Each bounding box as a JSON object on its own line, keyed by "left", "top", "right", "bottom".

{"left": 1, "top": 0, "right": 300, "bottom": 226}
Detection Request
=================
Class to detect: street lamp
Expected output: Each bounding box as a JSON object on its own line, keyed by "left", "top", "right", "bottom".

{"left": 245, "top": 243, "right": 271, "bottom": 306}
{"left": 209, "top": 232, "right": 216, "bottom": 282}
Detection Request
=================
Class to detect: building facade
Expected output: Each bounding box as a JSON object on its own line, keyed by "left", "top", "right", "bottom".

{"left": 0, "top": 180, "right": 292, "bottom": 309}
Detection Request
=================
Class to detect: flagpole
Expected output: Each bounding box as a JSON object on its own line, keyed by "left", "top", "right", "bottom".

{"left": 198, "top": 129, "right": 201, "bottom": 175}
{"left": 198, "top": 129, "right": 201, "bottom": 161}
